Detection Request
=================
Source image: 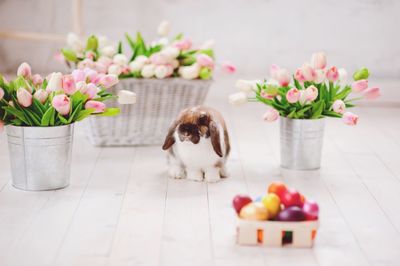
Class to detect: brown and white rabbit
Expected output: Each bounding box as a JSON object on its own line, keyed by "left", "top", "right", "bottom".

{"left": 162, "top": 106, "right": 230, "bottom": 182}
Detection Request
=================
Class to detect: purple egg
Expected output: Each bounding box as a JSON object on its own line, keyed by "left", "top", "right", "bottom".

{"left": 276, "top": 206, "right": 306, "bottom": 222}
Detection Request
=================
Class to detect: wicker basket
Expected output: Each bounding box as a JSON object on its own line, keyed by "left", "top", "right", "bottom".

{"left": 85, "top": 78, "right": 212, "bottom": 146}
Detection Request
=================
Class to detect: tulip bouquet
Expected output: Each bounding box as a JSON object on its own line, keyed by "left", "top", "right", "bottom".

{"left": 229, "top": 52, "right": 380, "bottom": 126}
{"left": 0, "top": 62, "right": 133, "bottom": 128}
{"left": 60, "top": 21, "right": 235, "bottom": 80}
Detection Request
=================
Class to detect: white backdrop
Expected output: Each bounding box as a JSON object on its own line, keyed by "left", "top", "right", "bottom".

{"left": 0, "top": 0, "right": 399, "bottom": 78}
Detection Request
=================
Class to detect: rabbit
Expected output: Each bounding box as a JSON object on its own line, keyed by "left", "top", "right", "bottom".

{"left": 162, "top": 106, "right": 230, "bottom": 182}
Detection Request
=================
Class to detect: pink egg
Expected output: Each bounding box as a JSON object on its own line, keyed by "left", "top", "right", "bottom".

{"left": 302, "top": 200, "right": 319, "bottom": 220}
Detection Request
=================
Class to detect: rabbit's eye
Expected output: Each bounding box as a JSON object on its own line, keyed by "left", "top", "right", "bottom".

{"left": 198, "top": 116, "right": 208, "bottom": 125}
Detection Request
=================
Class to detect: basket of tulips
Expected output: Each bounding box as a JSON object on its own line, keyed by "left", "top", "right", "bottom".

{"left": 229, "top": 52, "right": 380, "bottom": 170}
{"left": 61, "top": 21, "right": 235, "bottom": 146}
{"left": 0, "top": 63, "right": 134, "bottom": 190}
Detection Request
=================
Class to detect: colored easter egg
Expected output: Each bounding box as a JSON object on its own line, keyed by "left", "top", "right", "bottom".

{"left": 239, "top": 202, "right": 269, "bottom": 221}
{"left": 302, "top": 200, "right": 319, "bottom": 220}
{"left": 276, "top": 206, "right": 306, "bottom": 222}
{"left": 267, "top": 182, "right": 287, "bottom": 198}
{"left": 254, "top": 196, "right": 262, "bottom": 202}
{"left": 281, "top": 189, "right": 303, "bottom": 208}
{"left": 232, "top": 195, "right": 252, "bottom": 214}
{"left": 261, "top": 193, "right": 281, "bottom": 219}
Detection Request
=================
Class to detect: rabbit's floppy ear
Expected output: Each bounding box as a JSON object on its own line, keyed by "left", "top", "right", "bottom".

{"left": 209, "top": 121, "right": 223, "bottom": 157}
{"left": 162, "top": 119, "right": 179, "bottom": 150}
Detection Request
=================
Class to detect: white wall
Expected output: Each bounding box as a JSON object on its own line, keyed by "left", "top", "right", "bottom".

{"left": 1, "top": 0, "right": 399, "bottom": 78}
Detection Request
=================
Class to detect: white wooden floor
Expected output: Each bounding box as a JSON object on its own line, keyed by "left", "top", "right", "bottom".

{"left": 0, "top": 77, "right": 400, "bottom": 266}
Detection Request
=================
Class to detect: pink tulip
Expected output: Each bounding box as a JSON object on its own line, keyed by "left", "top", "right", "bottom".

{"left": 173, "top": 38, "right": 192, "bottom": 50}
{"left": 31, "top": 74, "right": 43, "bottom": 86}
{"left": 221, "top": 62, "right": 236, "bottom": 73}
{"left": 16, "top": 88, "right": 33, "bottom": 107}
{"left": 310, "top": 52, "right": 327, "bottom": 69}
{"left": 99, "top": 74, "right": 118, "bottom": 89}
{"left": 326, "top": 66, "right": 339, "bottom": 82}
{"left": 33, "top": 89, "right": 48, "bottom": 104}
{"left": 52, "top": 94, "right": 71, "bottom": 116}
{"left": 62, "top": 75, "right": 77, "bottom": 95}
{"left": 85, "top": 51, "right": 96, "bottom": 60}
{"left": 276, "top": 68, "right": 291, "bottom": 86}
{"left": 301, "top": 63, "right": 316, "bottom": 81}
{"left": 85, "top": 100, "right": 106, "bottom": 113}
{"left": 294, "top": 68, "right": 306, "bottom": 82}
{"left": 0, "top": 87, "right": 4, "bottom": 100}
{"left": 342, "top": 112, "right": 358, "bottom": 126}
{"left": 363, "top": 87, "right": 380, "bottom": 100}
{"left": 196, "top": 54, "right": 215, "bottom": 69}
{"left": 286, "top": 88, "right": 301, "bottom": 103}
{"left": 72, "top": 69, "right": 86, "bottom": 83}
{"left": 85, "top": 83, "right": 99, "bottom": 99}
{"left": 263, "top": 108, "right": 279, "bottom": 122}
{"left": 332, "top": 99, "right": 346, "bottom": 114}
{"left": 17, "top": 62, "right": 32, "bottom": 78}
{"left": 0, "top": 120, "right": 4, "bottom": 132}
{"left": 83, "top": 68, "right": 98, "bottom": 83}
{"left": 304, "top": 85, "right": 318, "bottom": 101}
{"left": 351, "top": 79, "right": 368, "bottom": 92}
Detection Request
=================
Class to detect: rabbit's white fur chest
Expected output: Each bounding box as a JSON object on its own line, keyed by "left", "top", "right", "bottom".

{"left": 169, "top": 128, "right": 227, "bottom": 182}
{"left": 173, "top": 133, "right": 221, "bottom": 169}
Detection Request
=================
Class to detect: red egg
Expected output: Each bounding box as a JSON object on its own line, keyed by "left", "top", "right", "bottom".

{"left": 302, "top": 200, "right": 319, "bottom": 220}
{"left": 232, "top": 195, "right": 252, "bottom": 214}
{"left": 276, "top": 206, "right": 306, "bottom": 222}
{"left": 281, "top": 189, "right": 303, "bottom": 208}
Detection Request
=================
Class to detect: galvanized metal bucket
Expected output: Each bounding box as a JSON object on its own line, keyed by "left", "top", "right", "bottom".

{"left": 6, "top": 124, "right": 74, "bottom": 191}
{"left": 280, "top": 117, "right": 325, "bottom": 170}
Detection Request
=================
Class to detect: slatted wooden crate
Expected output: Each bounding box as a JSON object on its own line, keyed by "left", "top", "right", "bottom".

{"left": 236, "top": 219, "right": 319, "bottom": 248}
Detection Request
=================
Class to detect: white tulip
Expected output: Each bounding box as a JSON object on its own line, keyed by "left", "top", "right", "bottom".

{"left": 98, "top": 35, "right": 110, "bottom": 48}
{"left": 235, "top": 79, "right": 260, "bottom": 93}
{"left": 108, "top": 64, "right": 122, "bottom": 75}
{"left": 157, "top": 20, "right": 171, "bottom": 36}
{"left": 117, "top": 90, "right": 137, "bottom": 104}
{"left": 155, "top": 65, "right": 169, "bottom": 79}
{"left": 178, "top": 64, "right": 200, "bottom": 80}
{"left": 160, "top": 47, "right": 180, "bottom": 60}
{"left": 265, "top": 78, "right": 279, "bottom": 87}
{"left": 76, "top": 81, "right": 87, "bottom": 92}
{"left": 338, "top": 68, "right": 348, "bottom": 83}
{"left": 299, "top": 90, "right": 308, "bottom": 105}
{"left": 141, "top": 64, "right": 156, "bottom": 78}
{"left": 101, "top": 45, "right": 117, "bottom": 58}
{"left": 315, "top": 69, "right": 326, "bottom": 84}
{"left": 46, "top": 72, "right": 63, "bottom": 92}
{"left": 67, "top": 32, "right": 83, "bottom": 52}
{"left": 158, "top": 37, "right": 169, "bottom": 46}
{"left": 129, "top": 61, "right": 144, "bottom": 72}
{"left": 229, "top": 92, "right": 248, "bottom": 106}
{"left": 113, "top": 54, "right": 128, "bottom": 66}
{"left": 136, "top": 55, "right": 150, "bottom": 65}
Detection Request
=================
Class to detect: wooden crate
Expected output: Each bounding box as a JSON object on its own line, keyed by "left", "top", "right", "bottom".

{"left": 236, "top": 219, "right": 319, "bottom": 248}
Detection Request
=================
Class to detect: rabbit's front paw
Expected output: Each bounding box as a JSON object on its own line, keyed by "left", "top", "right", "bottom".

{"left": 186, "top": 169, "right": 203, "bottom": 182}
{"left": 169, "top": 166, "right": 185, "bottom": 179}
{"left": 205, "top": 167, "right": 221, "bottom": 183}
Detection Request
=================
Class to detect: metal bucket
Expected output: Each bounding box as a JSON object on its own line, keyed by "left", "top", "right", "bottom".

{"left": 280, "top": 117, "right": 325, "bottom": 170}
{"left": 6, "top": 124, "right": 74, "bottom": 191}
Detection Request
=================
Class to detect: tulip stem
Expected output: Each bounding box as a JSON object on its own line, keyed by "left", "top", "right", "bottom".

{"left": 345, "top": 97, "right": 363, "bottom": 103}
